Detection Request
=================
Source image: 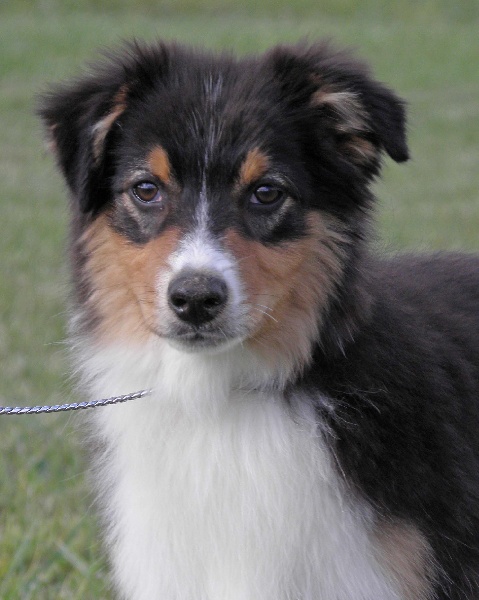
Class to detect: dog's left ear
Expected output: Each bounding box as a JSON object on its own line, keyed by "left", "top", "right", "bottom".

{"left": 267, "top": 43, "right": 409, "bottom": 177}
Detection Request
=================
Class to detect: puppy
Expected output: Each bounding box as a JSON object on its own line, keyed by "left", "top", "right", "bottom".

{"left": 39, "top": 41, "right": 479, "bottom": 599}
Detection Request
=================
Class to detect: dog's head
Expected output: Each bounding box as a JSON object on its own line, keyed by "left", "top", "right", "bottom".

{"left": 39, "top": 41, "right": 407, "bottom": 375}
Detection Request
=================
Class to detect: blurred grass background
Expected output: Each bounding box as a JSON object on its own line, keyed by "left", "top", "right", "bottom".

{"left": 1, "top": 0, "right": 478, "bottom": 597}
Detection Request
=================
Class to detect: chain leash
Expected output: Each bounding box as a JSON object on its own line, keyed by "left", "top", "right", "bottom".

{"left": 0, "top": 389, "right": 152, "bottom": 415}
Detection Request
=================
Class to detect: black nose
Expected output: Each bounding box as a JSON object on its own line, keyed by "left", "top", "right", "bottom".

{"left": 168, "top": 272, "right": 228, "bottom": 326}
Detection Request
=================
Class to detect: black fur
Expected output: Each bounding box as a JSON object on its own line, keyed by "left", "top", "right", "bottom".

{"left": 38, "top": 41, "right": 406, "bottom": 228}
{"left": 303, "top": 253, "right": 479, "bottom": 598}
{"left": 39, "top": 41, "right": 479, "bottom": 599}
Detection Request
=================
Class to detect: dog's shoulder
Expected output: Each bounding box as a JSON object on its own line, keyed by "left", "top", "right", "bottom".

{"left": 300, "top": 251, "right": 479, "bottom": 593}
{"left": 303, "top": 250, "right": 479, "bottom": 442}
{"left": 317, "top": 251, "right": 479, "bottom": 381}
{"left": 375, "top": 251, "right": 479, "bottom": 303}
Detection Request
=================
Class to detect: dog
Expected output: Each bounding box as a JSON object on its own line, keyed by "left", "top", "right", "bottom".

{"left": 39, "top": 41, "right": 479, "bottom": 599}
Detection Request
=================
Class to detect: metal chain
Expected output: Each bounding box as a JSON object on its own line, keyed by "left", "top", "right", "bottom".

{"left": 0, "top": 389, "right": 152, "bottom": 416}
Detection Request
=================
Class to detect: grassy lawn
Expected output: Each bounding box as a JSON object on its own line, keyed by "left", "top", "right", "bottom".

{"left": 1, "top": 1, "right": 478, "bottom": 597}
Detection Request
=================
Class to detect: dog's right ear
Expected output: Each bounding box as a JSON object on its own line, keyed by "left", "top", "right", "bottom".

{"left": 38, "top": 67, "right": 129, "bottom": 215}
{"left": 38, "top": 43, "right": 170, "bottom": 215}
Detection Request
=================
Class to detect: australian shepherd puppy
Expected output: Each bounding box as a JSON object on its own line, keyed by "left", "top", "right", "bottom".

{"left": 39, "top": 41, "right": 479, "bottom": 599}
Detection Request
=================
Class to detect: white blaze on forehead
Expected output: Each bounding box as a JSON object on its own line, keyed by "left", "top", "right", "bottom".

{"left": 197, "top": 180, "right": 209, "bottom": 231}
{"left": 202, "top": 73, "right": 224, "bottom": 183}
{"left": 204, "top": 73, "right": 223, "bottom": 105}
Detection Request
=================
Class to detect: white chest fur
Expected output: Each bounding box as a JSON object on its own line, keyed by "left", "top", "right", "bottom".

{"left": 80, "top": 342, "right": 399, "bottom": 600}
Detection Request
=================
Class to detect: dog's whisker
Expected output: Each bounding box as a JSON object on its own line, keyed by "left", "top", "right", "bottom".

{"left": 251, "top": 306, "right": 278, "bottom": 323}
{"left": 254, "top": 303, "right": 275, "bottom": 313}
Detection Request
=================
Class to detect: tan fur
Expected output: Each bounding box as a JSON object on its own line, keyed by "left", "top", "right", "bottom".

{"left": 92, "top": 85, "right": 129, "bottom": 162}
{"left": 343, "top": 135, "right": 377, "bottom": 165}
{"left": 224, "top": 212, "right": 348, "bottom": 375}
{"left": 311, "top": 85, "right": 380, "bottom": 166}
{"left": 45, "top": 124, "right": 59, "bottom": 156}
{"left": 376, "top": 521, "right": 436, "bottom": 600}
{"left": 311, "top": 86, "right": 367, "bottom": 133}
{"left": 148, "top": 146, "right": 174, "bottom": 186}
{"left": 238, "top": 148, "right": 270, "bottom": 187}
{"left": 81, "top": 214, "right": 180, "bottom": 342}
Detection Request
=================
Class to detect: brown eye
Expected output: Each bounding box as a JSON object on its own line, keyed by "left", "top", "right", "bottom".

{"left": 251, "top": 185, "right": 284, "bottom": 206}
{"left": 132, "top": 182, "right": 162, "bottom": 204}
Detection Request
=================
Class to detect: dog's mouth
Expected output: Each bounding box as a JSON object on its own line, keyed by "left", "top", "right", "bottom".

{"left": 164, "top": 325, "right": 240, "bottom": 352}
{"left": 155, "top": 268, "right": 249, "bottom": 352}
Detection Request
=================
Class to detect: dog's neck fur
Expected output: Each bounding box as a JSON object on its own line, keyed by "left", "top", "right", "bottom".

{"left": 76, "top": 333, "right": 281, "bottom": 415}
{"left": 76, "top": 335, "right": 402, "bottom": 600}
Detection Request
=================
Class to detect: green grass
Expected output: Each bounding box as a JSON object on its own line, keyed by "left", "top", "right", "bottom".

{"left": 1, "top": 1, "right": 478, "bottom": 597}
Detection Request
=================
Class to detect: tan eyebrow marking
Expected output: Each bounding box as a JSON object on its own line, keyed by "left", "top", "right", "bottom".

{"left": 238, "top": 147, "right": 271, "bottom": 187}
{"left": 148, "top": 146, "right": 173, "bottom": 184}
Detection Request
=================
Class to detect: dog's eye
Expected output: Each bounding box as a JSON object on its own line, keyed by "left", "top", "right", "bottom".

{"left": 250, "top": 185, "right": 284, "bottom": 206}
{"left": 132, "top": 182, "right": 162, "bottom": 204}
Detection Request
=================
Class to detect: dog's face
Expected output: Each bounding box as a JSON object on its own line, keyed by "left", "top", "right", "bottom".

{"left": 40, "top": 42, "right": 407, "bottom": 375}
